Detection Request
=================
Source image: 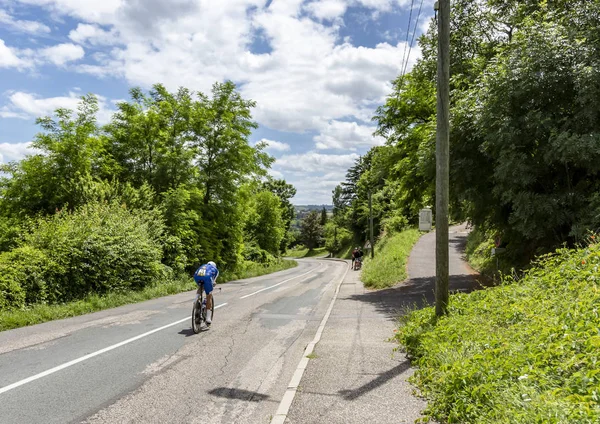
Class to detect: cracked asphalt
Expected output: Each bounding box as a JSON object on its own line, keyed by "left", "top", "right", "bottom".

{"left": 0, "top": 259, "right": 346, "bottom": 424}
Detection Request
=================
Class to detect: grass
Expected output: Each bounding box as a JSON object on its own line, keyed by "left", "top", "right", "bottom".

{"left": 286, "top": 246, "right": 328, "bottom": 258}
{"left": 361, "top": 229, "right": 422, "bottom": 289}
{"left": 0, "top": 259, "right": 297, "bottom": 332}
{"left": 396, "top": 238, "right": 600, "bottom": 423}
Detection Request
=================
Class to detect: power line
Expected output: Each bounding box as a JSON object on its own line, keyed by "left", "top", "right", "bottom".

{"left": 399, "top": 0, "right": 416, "bottom": 81}
{"left": 402, "top": 0, "right": 425, "bottom": 77}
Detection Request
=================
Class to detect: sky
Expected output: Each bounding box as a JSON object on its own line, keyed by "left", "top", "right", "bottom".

{"left": 0, "top": 0, "right": 434, "bottom": 204}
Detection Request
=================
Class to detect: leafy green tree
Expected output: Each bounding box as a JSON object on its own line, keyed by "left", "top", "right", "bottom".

{"left": 262, "top": 177, "right": 297, "bottom": 251}
{"left": 300, "top": 211, "right": 323, "bottom": 250}
{"left": 0, "top": 94, "right": 104, "bottom": 216}
{"left": 320, "top": 207, "right": 328, "bottom": 226}
{"left": 105, "top": 85, "right": 195, "bottom": 194}
{"left": 245, "top": 190, "right": 285, "bottom": 255}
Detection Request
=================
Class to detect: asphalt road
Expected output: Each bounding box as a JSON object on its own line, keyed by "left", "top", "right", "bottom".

{"left": 0, "top": 259, "right": 346, "bottom": 424}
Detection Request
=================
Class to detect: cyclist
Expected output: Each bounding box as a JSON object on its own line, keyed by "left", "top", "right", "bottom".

{"left": 351, "top": 247, "right": 360, "bottom": 269}
{"left": 193, "top": 261, "right": 219, "bottom": 325}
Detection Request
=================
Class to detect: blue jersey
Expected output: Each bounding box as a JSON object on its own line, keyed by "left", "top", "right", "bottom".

{"left": 194, "top": 263, "right": 219, "bottom": 284}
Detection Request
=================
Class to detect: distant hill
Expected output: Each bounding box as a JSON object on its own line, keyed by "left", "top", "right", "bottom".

{"left": 291, "top": 205, "right": 333, "bottom": 229}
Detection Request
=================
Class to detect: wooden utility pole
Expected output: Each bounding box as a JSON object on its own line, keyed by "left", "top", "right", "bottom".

{"left": 369, "top": 191, "right": 374, "bottom": 259}
{"left": 435, "top": 0, "right": 450, "bottom": 316}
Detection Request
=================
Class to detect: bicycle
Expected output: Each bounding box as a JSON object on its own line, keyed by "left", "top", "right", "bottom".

{"left": 191, "top": 283, "right": 215, "bottom": 334}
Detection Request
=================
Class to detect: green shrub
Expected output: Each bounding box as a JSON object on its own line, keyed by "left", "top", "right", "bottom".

{"left": 397, "top": 240, "right": 600, "bottom": 423}
{"left": 361, "top": 229, "right": 421, "bottom": 289}
{"left": 242, "top": 241, "right": 276, "bottom": 265}
{"left": 10, "top": 201, "right": 169, "bottom": 303}
{"left": 0, "top": 264, "right": 26, "bottom": 310}
{"left": 381, "top": 212, "right": 409, "bottom": 235}
{"left": 0, "top": 246, "right": 62, "bottom": 305}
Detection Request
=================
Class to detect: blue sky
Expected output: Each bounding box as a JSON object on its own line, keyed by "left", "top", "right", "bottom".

{"left": 0, "top": 0, "right": 434, "bottom": 204}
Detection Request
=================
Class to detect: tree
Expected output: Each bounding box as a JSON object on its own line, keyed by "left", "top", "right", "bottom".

{"left": 245, "top": 191, "right": 285, "bottom": 255}
{"left": 320, "top": 207, "right": 328, "bottom": 226}
{"left": 300, "top": 211, "right": 323, "bottom": 250}
{"left": 262, "top": 177, "right": 297, "bottom": 251}
{"left": 0, "top": 94, "right": 104, "bottom": 216}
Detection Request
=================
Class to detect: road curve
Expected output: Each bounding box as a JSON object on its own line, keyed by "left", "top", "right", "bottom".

{"left": 0, "top": 259, "right": 347, "bottom": 424}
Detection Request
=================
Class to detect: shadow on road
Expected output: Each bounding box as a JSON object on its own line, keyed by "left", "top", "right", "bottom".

{"left": 338, "top": 360, "right": 412, "bottom": 400}
{"left": 348, "top": 273, "right": 485, "bottom": 323}
{"left": 178, "top": 327, "right": 209, "bottom": 337}
{"left": 208, "top": 387, "right": 272, "bottom": 403}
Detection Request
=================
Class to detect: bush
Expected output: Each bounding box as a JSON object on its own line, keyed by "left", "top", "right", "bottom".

{"left": 397, "top": 239, "right": 600, "bottom": 423}
{"left": 6, "top": 201, "right": 169, "bottom": 304}
{"left": 0, "top": 246, "right": 61, "bottom": 305}
{"left": 0, "top": 263, "right": 26, "bottom": 310}
{"left": 381, "top": 213, "right": 409, "bottom": 235}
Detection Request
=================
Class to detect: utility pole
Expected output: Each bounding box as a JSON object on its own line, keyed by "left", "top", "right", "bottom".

{"left": 369, "top": 191, "right": 374, "bottom": 259}
{"left": 435, "top": 0, "right": 450, "bottom": 316}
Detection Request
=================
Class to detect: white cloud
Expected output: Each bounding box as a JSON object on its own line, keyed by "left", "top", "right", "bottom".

{"left": 39, "top": 43, "right": 85, "bottom": 66}
{"left": 0, "top": 9, "right": 51, "bottom": 35}
{"left": 10, "top": 0, "right": 429, "bottom": 203}
{"left": 305, "top": 0, "right": 347, "bottom": 20}
{"left": 69, "top": 23, "right": 119, "bottom": 46}
{"left": 259, "top": 138, "right": 291, "bottom": 152}
{"left": 0, "top": 39, "right": 31, "bottom": 69}
{"left": 54, "top": 1, "right": 422, "bottom": 134}
{"left": 2, "top": 91, "right": 115, "bottom": 124}
{"left": 275, "top": 151, "right": 359, "bottom": 173}
{"left": 0, "top": 142, "right": 36, "bottom": 164}
{"left": 314, "top": 120, "right": 384, "bottom": 150}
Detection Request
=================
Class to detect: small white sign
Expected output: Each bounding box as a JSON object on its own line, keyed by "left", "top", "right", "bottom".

{"left": 419, "top": 208, "right": 432, "bottom": 231}
{"left": 364, "top": 241, "right": 372, "bottom": 249}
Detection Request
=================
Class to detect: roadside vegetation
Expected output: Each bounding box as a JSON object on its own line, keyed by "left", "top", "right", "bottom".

{"left": 286, "top": 246, "right": 327, "bottom": 259}
{"left": 361, "top": 229, "right": 421, "bottom": 289}
{"left": 326, "top": 1, "right": 600, "bottom": 421}
{"left": 0, "top": 82, "right": 299, "bottom": 326}
{"left": 396, "top": 239, "right": 600, "bottom": 423}
{"left": 0, "top": 259, "right": 296, "bottom": 332}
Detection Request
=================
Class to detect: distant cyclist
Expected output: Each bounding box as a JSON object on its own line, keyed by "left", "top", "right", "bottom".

{"left": 351, "top": 247, "right": 360, "bottom": 269}
{"left": 193, "top": 261, "right": 219, "bottom": 325}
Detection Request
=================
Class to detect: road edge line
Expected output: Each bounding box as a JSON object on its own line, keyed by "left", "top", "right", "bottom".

{"left": 270, "top": 261, "right": 350, "bottom": 424}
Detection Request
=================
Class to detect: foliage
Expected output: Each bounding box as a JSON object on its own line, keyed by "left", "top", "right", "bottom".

{"left": 262, "top": 178, "right": 297, "bottom": 251}
{"left": 397, "top": 239, "right": 600, "bottom": 423}
{"left": 300, "top": 210, "right": 324, "bottom": 249}
{"left": 0, "top": 259, "right": 297, "bottom": 331}
{"left": 285, "top": 246, "right": 327, "bottom": 259}
{"left": 361, "top": 229, "right": 421, "bottom": 289}
{"left": 0, "top": 81, "right": 300, "bottom": 315}
{"left": 330, "top": 0, "right": 600, "bottom": 266}
{"left": 245, "top": 190, "right": 285, "bottom": 256}
{"left": 324, "top": 222, "right": 352, "bottom": 255}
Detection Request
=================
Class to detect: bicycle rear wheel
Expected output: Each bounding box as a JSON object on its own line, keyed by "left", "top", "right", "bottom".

{"left": 192, "top": 298, "right": 202, "bottom": 334}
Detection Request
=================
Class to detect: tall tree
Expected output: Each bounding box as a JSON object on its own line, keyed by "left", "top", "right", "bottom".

{"left": 300, "top": 211, "right": 323, "bottom": 250}
{"left": 320, "top": 207, "right": 328, "bottom": 226}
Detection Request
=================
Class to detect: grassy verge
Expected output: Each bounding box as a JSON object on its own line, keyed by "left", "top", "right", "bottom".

{"left": 396, "top": 240, "right": 600, "bottom": 423}
{"left": 361, "top": 228, "right": 422, "bottom": 289}
{"left": 0, "top": 259, "right": 297, "bottom": 332}
{"left": 286, "top": 246, "right": 328, "bottom": 258}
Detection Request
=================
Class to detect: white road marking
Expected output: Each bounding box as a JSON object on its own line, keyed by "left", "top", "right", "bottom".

{"left": 0, "top": 303, "right": 228, "bottom": 396}
{"left": 271, "top": 260, "right": 349, "bottom": 424}
{"left": 1, "top": 261, "right": 327, "bottom": 396}
{"left": 239, "top": 263, "right": 325, "bottom": 300}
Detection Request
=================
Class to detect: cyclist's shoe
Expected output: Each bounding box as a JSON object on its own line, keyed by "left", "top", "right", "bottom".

{"left": 206, "top": 310, "right": 213, "bottom": 325}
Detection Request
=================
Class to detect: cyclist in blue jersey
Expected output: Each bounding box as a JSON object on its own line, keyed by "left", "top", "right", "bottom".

{"left": 193, "top": 261, "right": 219, "bottom": 325}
